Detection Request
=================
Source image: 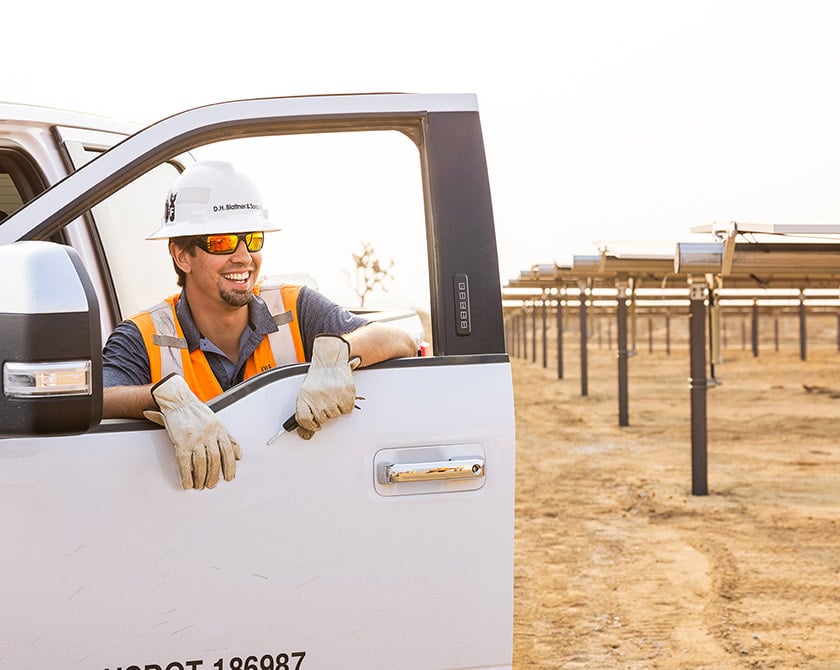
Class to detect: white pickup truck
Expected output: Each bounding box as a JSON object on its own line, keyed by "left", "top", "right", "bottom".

{"left": 0, "top": 94, "right": 515, "bottom": 670}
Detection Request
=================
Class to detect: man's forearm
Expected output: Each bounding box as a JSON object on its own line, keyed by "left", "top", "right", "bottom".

{"left": 103, "top": 384, "right": 157, "bottom": 419}
{"left": 343, "top": 323, "right": 418, "bottom": 368}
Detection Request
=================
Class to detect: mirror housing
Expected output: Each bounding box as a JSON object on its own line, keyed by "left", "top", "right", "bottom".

{"left": 0, "top": 241, "right": 102, "bottom": 435}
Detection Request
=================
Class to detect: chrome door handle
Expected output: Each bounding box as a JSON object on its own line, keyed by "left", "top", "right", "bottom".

{"left": 377, "top": 457, "right": 485, "bottom": 484}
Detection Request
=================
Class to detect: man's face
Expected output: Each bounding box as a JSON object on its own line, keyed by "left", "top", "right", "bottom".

{"left": 173, "top": 236, "right": 263, "bottom": 308}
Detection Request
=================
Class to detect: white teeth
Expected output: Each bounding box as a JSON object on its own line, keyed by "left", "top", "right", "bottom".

{"left": 223, "top": 272, "right": 249, "bottom": 281}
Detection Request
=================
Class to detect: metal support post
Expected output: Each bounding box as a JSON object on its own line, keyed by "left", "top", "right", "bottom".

{"left": 556, "top": 298, "right": 564, "bottom": 380}
{"left": 511, "top": 317, "right": 518, "bottom": 357}
{"left": 689, "top": 282, "right": 709, "bottom": 496}
{"left": 751, "top": 300, "right": 759, "bottom": 358}
{"left": 799, "top": 291, "right": 807, "bottom": 361}
{"left": 541, "top": 294, "right": 548, "bottom": 368}
{"left": 579, "top": 282, "right": 589, "bottom": 397}
{"left": 531, "top": 301, "right": 537, "bottom": 363}
{"left": 709, "top": 287, "right": 722, "bottom": 373}
{"left": 648, "top": 316, "right": 653, "bottom": 354}
{"left": 616, "top": 279, "right": 629, "bottom": 427}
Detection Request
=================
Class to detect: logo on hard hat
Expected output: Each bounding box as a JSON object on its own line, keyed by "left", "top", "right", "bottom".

{"left": 212, "top": 202, "right": 262, "bottom": 213}
{"left": 165, "top": 193, "right": 177, "bottom": 223}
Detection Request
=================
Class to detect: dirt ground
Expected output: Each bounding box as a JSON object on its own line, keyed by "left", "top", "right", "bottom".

{"left": 511, "top": 314, "right": 840, "bottom": 669}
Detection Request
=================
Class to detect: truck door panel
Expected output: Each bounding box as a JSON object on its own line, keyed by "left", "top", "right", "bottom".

{"left": 0, "top": 95, "right": 515, "bottom": 670}
{"left": 0, "top": 357, "right": 513, "bottom": 669}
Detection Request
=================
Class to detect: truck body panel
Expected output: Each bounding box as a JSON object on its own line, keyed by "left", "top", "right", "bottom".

{"left": 0, "top": 93, "right": 515, "bottom": 670}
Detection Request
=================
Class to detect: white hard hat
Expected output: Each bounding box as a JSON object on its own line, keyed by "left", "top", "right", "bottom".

{"left": 146, "top": 160, "right": 279, "bottom": 239}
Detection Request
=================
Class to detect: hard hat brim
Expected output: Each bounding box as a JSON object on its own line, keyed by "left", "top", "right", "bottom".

{"left": 146, "top": 219, "right": 281, "bottom": 240}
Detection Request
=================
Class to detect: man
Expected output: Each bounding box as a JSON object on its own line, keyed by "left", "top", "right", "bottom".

{"left": 103, "top": 161, "right": 417, "bottom": 490}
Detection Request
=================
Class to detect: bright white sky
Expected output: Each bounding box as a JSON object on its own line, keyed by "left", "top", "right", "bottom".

{"left": 6, "top": 0, "right": 840, "bottom": 309}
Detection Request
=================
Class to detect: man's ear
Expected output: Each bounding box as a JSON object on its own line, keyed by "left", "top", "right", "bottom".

{"left": 170, "top": 240, "right": 193, "bottom": 275}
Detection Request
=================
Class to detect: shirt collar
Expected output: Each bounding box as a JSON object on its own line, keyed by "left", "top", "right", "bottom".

{"left": 174, "top": 291, "right": 278, "bottom": 352}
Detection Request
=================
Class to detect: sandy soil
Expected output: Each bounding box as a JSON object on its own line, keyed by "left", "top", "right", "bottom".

{"left": 511, "top": 314, "right": 840, "bottom": 669}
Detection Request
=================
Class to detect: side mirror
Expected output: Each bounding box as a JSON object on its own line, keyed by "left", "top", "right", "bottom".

{"left": 0, "top": 241, "right": 102, "bottom": 435}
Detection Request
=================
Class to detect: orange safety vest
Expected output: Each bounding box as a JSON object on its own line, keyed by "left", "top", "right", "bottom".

{"left": 130, "top": 283, "right": 305, "bottom": 402}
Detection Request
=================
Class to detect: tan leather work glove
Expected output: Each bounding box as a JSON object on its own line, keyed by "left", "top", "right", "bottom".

{"left": 144, "top": 374, "right": 242, "bottom": 489}
{"left": 295, "top": 334, "right": 361, "bottom": 440}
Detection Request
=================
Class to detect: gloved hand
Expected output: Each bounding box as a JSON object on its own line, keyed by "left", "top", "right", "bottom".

{"left": 295, "top": 334, "right": 361, "bottom": 440}
{"left": 143, "top": 374, "right": 242, "bottom": 489}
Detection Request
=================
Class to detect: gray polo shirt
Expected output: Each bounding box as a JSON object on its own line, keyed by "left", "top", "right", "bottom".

{"left": 103, "top": 286, "right": 368, "bottom": 390}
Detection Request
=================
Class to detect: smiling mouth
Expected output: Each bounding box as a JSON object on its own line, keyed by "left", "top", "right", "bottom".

{"left": 222, "top": 271, "right": 251, "bottom": 284}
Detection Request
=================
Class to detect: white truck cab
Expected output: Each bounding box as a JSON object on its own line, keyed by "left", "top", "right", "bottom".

{"left": 0, "top": 94, "right": 515, "bottom": 670}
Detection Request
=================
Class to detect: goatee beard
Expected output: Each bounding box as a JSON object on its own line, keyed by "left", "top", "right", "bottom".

{"left": 220, "top": 287, "right": 254, "bottom": 307}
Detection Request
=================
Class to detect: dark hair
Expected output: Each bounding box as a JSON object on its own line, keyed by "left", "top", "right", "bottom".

{"left": 170, "top": 236, "right": 198, "bottom": 287}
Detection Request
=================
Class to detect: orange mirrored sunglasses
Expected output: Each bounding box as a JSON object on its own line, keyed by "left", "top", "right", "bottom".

{"left": 193, "top": 231, "right": 264, "bottom": 255}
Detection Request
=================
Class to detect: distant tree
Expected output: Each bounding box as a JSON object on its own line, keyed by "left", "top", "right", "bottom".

{"left": 350, "top": 242, "right": 394, "bottom": 308}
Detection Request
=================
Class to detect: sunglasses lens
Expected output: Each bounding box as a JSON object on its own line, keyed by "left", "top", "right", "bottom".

{"left": 205, "top": 234, "right": 240, "bottom": 254}
{"left": 245, "top": 231, "right": 264, "bottom": 252}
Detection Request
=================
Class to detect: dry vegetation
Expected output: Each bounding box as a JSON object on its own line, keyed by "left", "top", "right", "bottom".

{"left": 512, "top": 311, "right": 840, "bottom": 669}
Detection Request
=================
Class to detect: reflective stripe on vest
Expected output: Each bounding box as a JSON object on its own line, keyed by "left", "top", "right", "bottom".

{"left": 149, "top": 300, "right": 187, "bottom": 380}
{"left": 130, "top": 285, "right": 305, "bottom": 402}
{"left": 256, "top": 284, "right": 306, "bottom": 366}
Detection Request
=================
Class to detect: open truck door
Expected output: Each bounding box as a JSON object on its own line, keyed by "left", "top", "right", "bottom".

{"left": 0, "top": 94, "right": 515, "bottom": 670}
